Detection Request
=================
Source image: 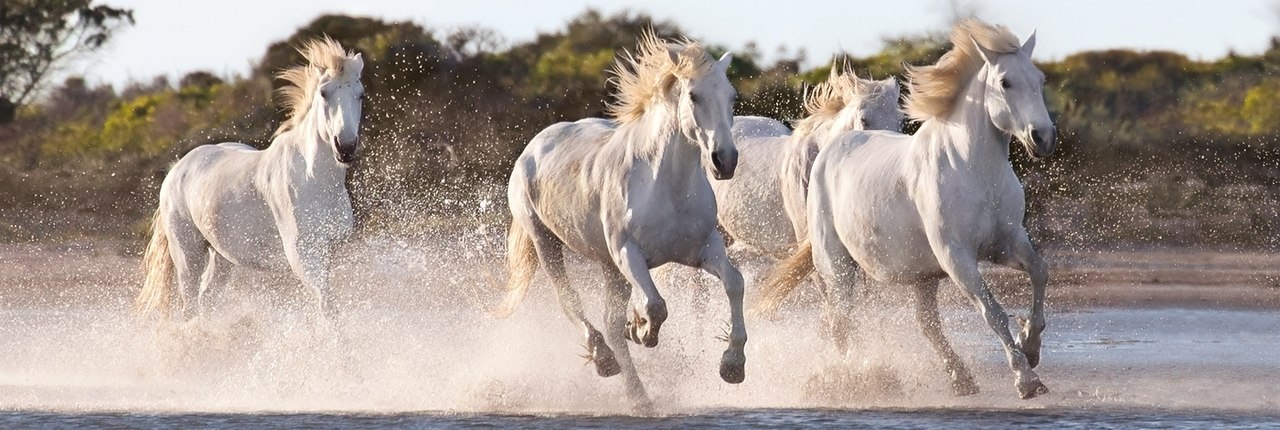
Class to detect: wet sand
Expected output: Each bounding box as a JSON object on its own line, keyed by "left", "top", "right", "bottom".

{"left": 0, "top": 236, "right": 1277, "bottom": 416}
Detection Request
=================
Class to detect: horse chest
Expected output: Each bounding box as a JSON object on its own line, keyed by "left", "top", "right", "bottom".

{"left": 624, "top": 194, "right": 716, "bottom": 265}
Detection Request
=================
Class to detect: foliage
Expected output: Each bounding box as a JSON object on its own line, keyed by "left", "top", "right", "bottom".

{"left": 0, "top": 10, "right": 1278, "bottom": 248}
{"left": 0, "top": 0, "right": 133, "bottom": 123}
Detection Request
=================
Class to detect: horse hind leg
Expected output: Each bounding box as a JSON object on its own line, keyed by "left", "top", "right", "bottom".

{"left": 166, "top": 217, "right": 209, "bottom": 321}
{"left": 196, "top": 250, "right": 233, "bottom": 318}
{"left": 530, "top": 226, "right": 619, "bottom": 377}
{"left": 810, "top": 219, "right": 860, "bottom": 355}
{"left": 913, "top": 282, "right": 978, "bottom": 396}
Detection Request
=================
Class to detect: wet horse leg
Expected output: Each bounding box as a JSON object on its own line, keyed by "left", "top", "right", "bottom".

{"left": 611, "top": 240, "right": 667, "bottom": 348}
{"left": 940, "top": 254, "right": 1048, "bottom": 399}
{"left": 995, "top": 232, "right": 1048, "bottom": 368}
{"left": 697, "top": 230, "right": 747, "bottom": 383}
{"left": 602, "top": 267, "right": 653, "bottom": 410}
{"left": 166, "top": 216, "right": 208, "bottom": 322}
{"left": 913, "top": 282, "right": 978, "bottom": 396}
{"left": 810, "top": 214, "right": 860, "bottom": 356}
{"left": 530, "top": 227, "right": 618, "bottom": 377}
{"left": 197, "top": 251, "right": 232, "bottom": 319}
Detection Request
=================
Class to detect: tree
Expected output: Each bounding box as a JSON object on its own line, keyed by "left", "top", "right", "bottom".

{"left": 0, "top": 0, "right": 134, "bottom": 123}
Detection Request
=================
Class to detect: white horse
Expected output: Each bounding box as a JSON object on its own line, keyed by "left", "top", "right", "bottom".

{"left": 731, "top": 115, "right": 791, "bottom": 140}
{"left": 495, "top": 32, "right": 743, "bottom": 409}
{"left": 136, "top": 38, "right": 365, "bottom": 322}
{"left": 755, "top": 20, "right": 1056, "bottom": 399}
{"left": 714, "top": 65, "right": 903, "bottom": 256}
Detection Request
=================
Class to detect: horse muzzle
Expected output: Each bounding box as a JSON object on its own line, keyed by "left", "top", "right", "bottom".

{"left": 1020, "top": 127, "right": 1056, "bottom": 160}
{"left": 1029, "top": 127, "right": 1056, "bottom": 159}
{"left": 335, "top": 139, "right": 360, "bottom": 164}
{"left": 710, "top": 148, "right": 738, "bottom": 180}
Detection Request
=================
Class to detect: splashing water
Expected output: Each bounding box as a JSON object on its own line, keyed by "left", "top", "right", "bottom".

{"left": 0, "top": 233, "right": 1278, "bottom": 420}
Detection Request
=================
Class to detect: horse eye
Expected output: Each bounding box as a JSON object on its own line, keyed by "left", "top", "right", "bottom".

{"left": 860, "top": 118, "right": 868, "bottom": 128}
{"left": 1000, "top": 78, "right": 1011, "bottom": 89}
{"left": 690, "top": 93, "right": 699, "bottom": 104}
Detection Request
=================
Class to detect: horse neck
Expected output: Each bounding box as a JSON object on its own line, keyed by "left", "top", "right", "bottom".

{"left": 619, "top": 105, "right": 703, "bottom": 189}
{"left": 791, "top": 115, "right": 837, "bottom": 153}
{"left": 917, "top": 70, "right": 1009, "bottom": 170}
{"left": 272, "top": 105, "right": 346, "bottom": 181}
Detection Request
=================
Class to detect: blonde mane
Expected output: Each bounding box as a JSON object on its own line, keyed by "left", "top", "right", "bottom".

{"left": 273, "top": 36, "right": 356, "bottom": 137}
{"left": 903, "top": 19, "right": 1021, "bottom": 122}
{"left": 607, "top": 30, "right": 716, "bottom": 124}
{"left": 793, "top": 62, "right": 893, "bottom": 137}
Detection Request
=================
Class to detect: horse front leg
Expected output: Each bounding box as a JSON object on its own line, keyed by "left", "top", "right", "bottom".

{"left": 941, "top": 252, "right": 1048, "bottom": 399}
{"left": 698, "top": 230, "right": 747, "bottom": 384}
{"left": 611, "top": 240, "right": 667, "bottom": 348}
{"left": 601, "top": 268, "right": 653, "bottom": 411}
{"left": 996, "top": 232, "right": 1048, "bottom": 368}
{"left": 286, "top": 236, "right": 339, "bottom": 325}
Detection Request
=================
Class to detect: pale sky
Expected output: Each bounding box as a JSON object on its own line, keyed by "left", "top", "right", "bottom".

{"left": 83, "top": 0, "right": 1278, "bottom": 88}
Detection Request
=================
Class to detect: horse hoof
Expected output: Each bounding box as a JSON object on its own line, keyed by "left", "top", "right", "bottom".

{"left": 719, "top": 350, "right": 746, "bottom": 384}
{"left": 1017, "top": 378, "right": 1049, "bottom": 399}
{"left": 594, "top": 351, "right": 621, "bottom": 378}
{"left": 627, "top": 317, "right": 661, "bottom": 348}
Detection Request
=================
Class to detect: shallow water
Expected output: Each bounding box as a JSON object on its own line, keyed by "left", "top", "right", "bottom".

{"left": 0, "top": 235, "right": 1277, "bottom": 426}
{"left": 4, "top": 408, "right": 1279, "bottom": 429}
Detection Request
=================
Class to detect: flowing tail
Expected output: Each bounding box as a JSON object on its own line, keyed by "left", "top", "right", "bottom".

{"left": 751, "top": 240, "right": 815, "bottom": 319}
{"left": 134, "top": 209, "right": 174, "bottom": 317}
{"left": 492, "top": 220, "right": 539, "bottom": 318}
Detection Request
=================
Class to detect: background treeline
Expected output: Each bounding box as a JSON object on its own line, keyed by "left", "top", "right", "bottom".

{"left": 0, "top": 10, "right": 1277, "bottom": 249}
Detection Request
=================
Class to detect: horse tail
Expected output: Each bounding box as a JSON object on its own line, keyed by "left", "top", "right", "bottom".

{"left": 492, "top": 220, "right": 539, "bottom": 318}
{"left": 752, "top": 239, "right": 815, "bottom": 319}
{"left": 134, "top": 209, "right": 174, "bottom": 317}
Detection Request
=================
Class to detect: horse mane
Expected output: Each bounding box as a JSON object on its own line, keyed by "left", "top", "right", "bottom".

{"left": 903, "top": 19, "right": 1021, "bottom": 122}
{"left": 273, "top": 36, "right": 355, "bottom": 137}
{"left": 607, "top": 30, "right": 716, "bottom": 124}
{"left": 793, "top": 62, "right": 894, "bottom": 137}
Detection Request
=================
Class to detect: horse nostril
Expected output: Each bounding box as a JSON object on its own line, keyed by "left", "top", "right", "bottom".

{"left": 1032, "top": 131, "right": 1045, "bottom": 146}
{"left": 711, "top": 152, "right": 723, "bottom": 170}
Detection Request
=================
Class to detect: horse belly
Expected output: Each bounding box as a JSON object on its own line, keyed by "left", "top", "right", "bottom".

{"left": 837, "top": 195, "right": 943, "bottom": 283}
{"left": 203, "top": 196, "right": 289, "bottom": 271}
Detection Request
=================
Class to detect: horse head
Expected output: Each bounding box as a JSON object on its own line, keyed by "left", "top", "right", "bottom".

{"left": 315, "top": 52, "right": 365, "bottom": 165}
{"left": 671, "top": 48, "right": 738, "bottom": 179}
{"left": 973, "top": 32, "right": 1056, "bottom": 159}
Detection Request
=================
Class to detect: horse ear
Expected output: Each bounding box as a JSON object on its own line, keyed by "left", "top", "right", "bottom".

{"left": 351, "top": 53, "right": 365, "bottom": 74}
{"left": 1021, "top": 30, "right": 1037, "bottom": 56}
{"left": 666, "top": 45, "right": 681, "bottom": 65}
{"left": 717, "top": 51, "right": 733, "bottom": 71}
{"left": 970, "top": 35, "right": 997, "bottom": 65}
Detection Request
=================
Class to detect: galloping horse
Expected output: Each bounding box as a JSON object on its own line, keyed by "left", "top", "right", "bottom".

{"left": 496, "top": 32, "right": 743, "bottom": 409}
{"left": 755, "top": 20, "right": 1057, "bottom": 399}
{"left": 714, "top": 65, "right": 902, "bottom": 256}
{"left": 136, "top": 38, "right": 365, "bottom": 322}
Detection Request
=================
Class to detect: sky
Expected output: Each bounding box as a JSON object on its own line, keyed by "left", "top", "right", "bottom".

{"left": 82, "top": 0, "right": 1279, "bottom": 88}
